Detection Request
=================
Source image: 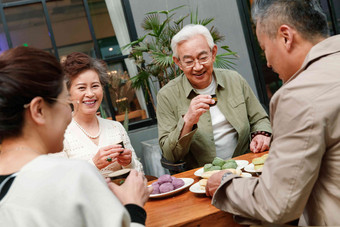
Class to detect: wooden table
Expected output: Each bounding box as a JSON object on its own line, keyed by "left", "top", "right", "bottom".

{"left": 144, "top": 151, "right": 268, "bottom": 227}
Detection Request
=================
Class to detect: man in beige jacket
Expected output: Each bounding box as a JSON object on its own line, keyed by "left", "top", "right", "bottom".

{"left": 206, "top": 0, "right": 340, "bottom": 225}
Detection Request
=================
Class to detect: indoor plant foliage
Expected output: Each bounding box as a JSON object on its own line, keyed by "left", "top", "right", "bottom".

{"left": 107, "top": 70, "right": 138, "bottom": 115}
{"left": 124, "top": 5, "right": 238, "bottom": 111}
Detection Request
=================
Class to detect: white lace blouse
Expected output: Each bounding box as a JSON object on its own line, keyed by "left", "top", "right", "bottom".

{"left": 53, "top": 116, "right": 143, "bottom": 176}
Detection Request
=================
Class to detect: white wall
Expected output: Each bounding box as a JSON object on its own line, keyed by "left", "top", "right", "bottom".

{"left": 128, "top": 0, "right": 258, "bottom": 96}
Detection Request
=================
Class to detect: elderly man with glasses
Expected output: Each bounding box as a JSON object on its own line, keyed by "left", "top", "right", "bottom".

{"left": 156, "top": 24, "right": 271, "bottom": 170}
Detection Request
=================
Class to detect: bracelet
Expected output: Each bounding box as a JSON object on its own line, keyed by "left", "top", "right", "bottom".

{"left": 251, "top": 131, "right": 271, "bottom": 139}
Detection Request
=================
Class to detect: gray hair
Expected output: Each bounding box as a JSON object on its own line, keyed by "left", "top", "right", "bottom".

{"left": 252, "top": 0, "right": 329, "bottom": 42}
{"left": 171, "top": 24, "right": 214, "bottom": 58}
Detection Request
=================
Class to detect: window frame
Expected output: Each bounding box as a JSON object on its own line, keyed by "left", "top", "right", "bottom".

{"left": 0, "top": 0, "right": 157, "bottom": 130}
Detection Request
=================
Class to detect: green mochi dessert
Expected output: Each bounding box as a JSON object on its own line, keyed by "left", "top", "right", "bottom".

{"left": 208, "top": 166, "right": 222, "bottom": 171}
{"left": 212, "top": 157, "right": 226, "bottom": 167}
{"left": 203, "top": 164, "right": 213, "bottom": 172}
{"left": 222, "top": 159, "right": 237, "bottom": 169}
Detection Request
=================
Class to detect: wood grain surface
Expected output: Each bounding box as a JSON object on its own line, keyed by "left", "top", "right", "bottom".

{"left": 145, "top": 151, "right": 268, "bottom": 227}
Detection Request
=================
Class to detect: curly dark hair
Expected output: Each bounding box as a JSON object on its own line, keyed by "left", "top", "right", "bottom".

{"left": 61, "top": 52, "right": 108, "bottom": 90}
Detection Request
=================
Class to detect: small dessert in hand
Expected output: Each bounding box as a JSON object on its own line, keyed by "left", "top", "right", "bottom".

{"left": 117, "top": 141, "right": 125, "bottom": 154}
{"left": 210, "top": 94, "right": 218, "bottom": 107}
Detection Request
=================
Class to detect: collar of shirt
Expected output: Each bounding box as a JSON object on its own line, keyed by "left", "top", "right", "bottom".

{"left": 182, "top": 69, "right": 226, "bottom": 99}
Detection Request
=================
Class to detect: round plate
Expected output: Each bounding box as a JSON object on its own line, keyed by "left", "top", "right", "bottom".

{"left": 194, "top": 160, "right": 249, "bottom": 177}
{"left": 149, "top": 178, "right": 194, "bottom": 199}
{"left": 235, "top": 160, "right": 249, "bottom": 170}
{"left": 244, "top": 163, "right": 262, "bottom": 173}
{"left": 107, "top": 168, "right": 131, "bottom": 179}
{"left": 241, "top": 172, "right": 252, "bottom": 178}
{"left": 189, "top": 182, "right": 206, "bottom": 194}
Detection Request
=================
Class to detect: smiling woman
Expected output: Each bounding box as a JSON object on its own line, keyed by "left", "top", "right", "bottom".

{"left": 52, "top": 52, "right": 143, "bottom": 177}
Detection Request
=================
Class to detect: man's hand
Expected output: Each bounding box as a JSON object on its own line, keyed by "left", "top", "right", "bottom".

{"left": 205, "top": 170, "right": 230, "bottom": 197}
{"left": 180, "top": 95, "right": 214, "bottom": 138}
{"left": 183, "top": 94, "right": 214, "bottom": 125}
{"left": 250, "top": 135, "right": 271, "bottom": 153}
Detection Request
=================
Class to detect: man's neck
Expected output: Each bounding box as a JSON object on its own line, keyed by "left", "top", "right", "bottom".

{"left": 286, "top": 36, "right": 326, "bottom": 82}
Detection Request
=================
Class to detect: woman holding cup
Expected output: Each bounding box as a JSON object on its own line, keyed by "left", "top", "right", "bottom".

{"left": 54, "top": 52, "right": 143, "bottom": 176}
{"left": 0, "top": 47, "right": 151, "bottom": 226}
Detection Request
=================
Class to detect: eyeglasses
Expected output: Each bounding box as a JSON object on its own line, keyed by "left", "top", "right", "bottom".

{"left": 180, "top": 53, "right": 212, "bottom": 69}
{"left": 23, "top": 97, "right": 73, "bottom": 109}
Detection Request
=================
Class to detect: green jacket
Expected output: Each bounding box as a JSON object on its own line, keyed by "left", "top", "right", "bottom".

{"left": 157, "top": 68, "right": 271, "bottom": 169}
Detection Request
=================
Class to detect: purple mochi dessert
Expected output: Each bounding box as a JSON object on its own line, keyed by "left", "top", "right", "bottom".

{"left": 157, "top": 174, "right": 172, "bottom": 184}
{"left": 151, "top": 182, "right": 160, "bottom": 194}
{"left": 172, "top": 178, "right": 185, "bottom": 189}
{"left": 159, "top": 182, "right": 174, "bottom": 193}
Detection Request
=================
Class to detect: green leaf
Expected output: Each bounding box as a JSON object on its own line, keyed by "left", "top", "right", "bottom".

{"left": 198, "top": 18, "right": 214, "bottom": 26}
{"left": 146, "top": 5, "right": 186, "bottom": 15}
{"left": 174, "top": 14, "right": 189, "bottom": 25}
{"left": 151, "top": 52, "right": 173, "bottom": 67}
{"left": 214, "top": 54, "right": 238, "bottom": 69}
{"left": 130, "top": 71, "right": 150, "bottom": 89}
{"left": 121, "top": 35, "right": 146, "bottom": 50}
{"left": 123, "top": 109, "right": 129, "bottom": 132}
{"left": 221, "top": 45, "right": 233, "bottom": 52}
{"left": 168, "top": 5, "right": 186, "bottom": 13}
{"left": 99, "top": 105, "right": 107, "bottom": 119}
{"left": 210, "top": 26, "right": 225, "bottom": 44}
{"left": 142, "top": 14, "right": 160, "bottom": 31}
{"left": 218, "top": 52, "right": 238, "bottom": 57}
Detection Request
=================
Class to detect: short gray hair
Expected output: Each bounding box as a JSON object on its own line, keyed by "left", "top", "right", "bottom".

{"left": 171, "top": 24, "right": 214, "bottom": 58}
{"left": 252, "top": 0, "right": 329, "bottom": 41}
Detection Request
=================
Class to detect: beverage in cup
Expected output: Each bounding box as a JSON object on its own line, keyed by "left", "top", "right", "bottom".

{"left": 210, "top": 94, "right": 218, "bottom": 107}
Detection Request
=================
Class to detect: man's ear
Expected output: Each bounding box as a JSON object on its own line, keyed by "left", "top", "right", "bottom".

{"left": 278, "top": 25, "right": 294, "bottom": 51}
{"left": 27, "top": 97, "right": 46, "bottom": 125}
{"left": 211, "top": 44, "right": 218, "bottom": 62}
{"left": 173, "top": 56, "right": 183, "bottom": 71}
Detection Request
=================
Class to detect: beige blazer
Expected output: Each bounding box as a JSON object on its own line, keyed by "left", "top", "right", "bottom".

{"left": 212, "top": 35, "right": 340, "bottom": 225}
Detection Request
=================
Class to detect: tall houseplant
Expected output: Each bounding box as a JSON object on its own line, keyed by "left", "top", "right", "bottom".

{"left": 123, "top": 5, "right": 238, "bottom": 112}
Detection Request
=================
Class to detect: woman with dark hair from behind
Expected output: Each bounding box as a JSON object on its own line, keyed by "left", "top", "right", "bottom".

{"left": 0, "top": 46, "right": 152, "bottom": 226}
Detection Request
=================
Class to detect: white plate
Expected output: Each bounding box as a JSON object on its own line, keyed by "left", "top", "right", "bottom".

{"left": 189, "top": 182, "right": 206, "bottom": 194}
{"left": 149, "top": 178, "right": 194, "bottom": 199}
{"left": 235, "top": 160, "right": 249, "bottom": 170}
{"left": 244, "top": 163, "right": 262, "bottom": 173}
{"left": 194, "top": 160, "right": 249, "bottom": 177}
{"left": 193, "top": 168, "right": 204, "bottom": 177}
{"left": 241, "top": 172, "right": 252, "bottom": 178}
